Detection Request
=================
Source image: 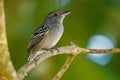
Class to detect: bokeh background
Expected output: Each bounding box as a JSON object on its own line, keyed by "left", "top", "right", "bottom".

{"left": 4, "top": 0, "right": 120, "bottom": 80}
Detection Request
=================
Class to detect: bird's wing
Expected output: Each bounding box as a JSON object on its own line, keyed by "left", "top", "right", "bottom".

{"left": 27, "top": 24, "right": 49, "bottom": 54}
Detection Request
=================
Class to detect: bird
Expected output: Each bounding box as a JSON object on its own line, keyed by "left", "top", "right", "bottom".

{"left": 27, "top": 10, "right": 71, "bottom": 62}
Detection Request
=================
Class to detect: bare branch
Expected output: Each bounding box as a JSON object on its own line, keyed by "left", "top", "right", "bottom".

{"left": 86, "top": 48, "right": 120, "bottom": 53}
{"left": 17, "top": 43, "right": 120, "bottom": 80}
{"left": 53, "top": 54, "right": 76, "bottom": 80}
{"left": 17, "top": 44, "right": 79, "bottom": 80}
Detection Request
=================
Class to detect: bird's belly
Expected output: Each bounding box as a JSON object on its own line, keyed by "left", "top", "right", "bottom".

{"left": 36, "top": 26, "right": 63, "bottom": 50}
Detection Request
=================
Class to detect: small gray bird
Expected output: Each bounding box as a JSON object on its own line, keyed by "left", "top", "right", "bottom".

{"left": 27, "top": 10, "right": 70, "bottom": 61}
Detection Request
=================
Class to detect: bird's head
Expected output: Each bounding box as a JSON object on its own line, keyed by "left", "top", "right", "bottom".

{"left": 45, "top": 10, "right": 71, "bottom": 24}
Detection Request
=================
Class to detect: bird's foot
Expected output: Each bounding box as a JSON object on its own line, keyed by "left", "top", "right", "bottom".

{"left": 42, "top": 47, "right": 59, "bottom": 53}
{"left": 42, "top": 48, "right": 53, "bottom": 53}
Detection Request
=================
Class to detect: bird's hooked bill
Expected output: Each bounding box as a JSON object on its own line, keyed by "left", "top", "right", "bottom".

{"left": 61, "top": 11, "right": 71, "bottom": 16}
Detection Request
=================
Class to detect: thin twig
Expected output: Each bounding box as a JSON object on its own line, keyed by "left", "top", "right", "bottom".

{"left": 53, "top": 54, "right": 76, "bottom": 80}
{"left": 86, "top": 48, "right": 120, "bottom": 53}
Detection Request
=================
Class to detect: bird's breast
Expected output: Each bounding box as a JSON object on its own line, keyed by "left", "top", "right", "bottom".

{"left": 36, "top": 25, "right": 64, "bottom": 50}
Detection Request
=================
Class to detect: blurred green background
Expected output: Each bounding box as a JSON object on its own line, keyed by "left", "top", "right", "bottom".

{"left": 4, "top": 0, "right": 120, "bottom": 80}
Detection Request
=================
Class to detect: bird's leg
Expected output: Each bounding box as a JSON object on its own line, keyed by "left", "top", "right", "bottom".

{"left": 42, "top": 48, "right": 54, "bottom": 53}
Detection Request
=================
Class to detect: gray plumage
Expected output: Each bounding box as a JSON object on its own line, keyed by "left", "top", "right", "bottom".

{"left": 27, "top": 10, "right": 70, "bottom": 61}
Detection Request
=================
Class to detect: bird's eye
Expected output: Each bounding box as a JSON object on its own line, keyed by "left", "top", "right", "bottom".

{"left": 54, "top": 13, "right": 58, "bottom": 17}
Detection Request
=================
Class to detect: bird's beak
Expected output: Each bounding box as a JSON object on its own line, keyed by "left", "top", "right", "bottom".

{"left": 61, "top": 11, "right": 71, "bottom": 16}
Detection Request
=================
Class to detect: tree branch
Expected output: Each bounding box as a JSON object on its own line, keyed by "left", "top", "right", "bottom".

{"left": 17, "top": 43, "right": 120, "bottom": 80}
{"left": 53, "top": 54, "right": 76, "bottom": 80}
{"left": 86, "top": 48, "right": 120, "bottom": 53}
{"left": 0, "top": 0, "right": 18, "bottom": 80}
